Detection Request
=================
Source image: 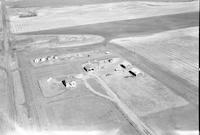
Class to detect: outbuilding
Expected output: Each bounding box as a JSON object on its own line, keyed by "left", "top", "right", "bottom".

{"left": 120, "top": 61, "right": 132, "bottom": 69}
{"left": 83, "top": 64, "right": 94, "bottom": 72}
{"left": 129, "top": 67, "right": 143, "bottom": 77}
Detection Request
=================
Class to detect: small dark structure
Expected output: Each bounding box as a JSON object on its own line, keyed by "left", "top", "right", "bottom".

{"left": 129, "top": 71, "right": 136, "bottom": 76}
{"left": 120, "top": 64, "right": 126, "bottom": 69}
{"left": 129, "top": 67, "right": 143, "bottom": 77}
{"left": 62, "top": 80, "right": 66, "bottom": 87}
{"left": 83, "top": 65, "right": 94, "bottom": 72}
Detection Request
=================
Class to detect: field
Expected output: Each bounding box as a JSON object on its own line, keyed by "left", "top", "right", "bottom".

{"left": 13, "top": 36, "right": 141, "bottom": 134}
{"left": 7, "top": 1, "right": 198, "bottom": 33}
{"left": 7, "top": 0, "right": 199, "bottom": 8}
{"left": 8, "top": 34, "right": 197, "bottom": 135}
{"left": 0, "top": 1, "right": 2, "bottom": 32}
{"left": 2, "top": 0, "right": 199, "bottom": 134}
{"left": 111, "top": 27, "right": 199, "bottom": 87}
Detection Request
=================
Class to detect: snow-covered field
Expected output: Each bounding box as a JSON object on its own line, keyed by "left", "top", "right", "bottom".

{"left": 111, "top": 27, "right": 199, "bottom": 86}
{"left": 8, "top": 1, "right": 199, "bottom": 33}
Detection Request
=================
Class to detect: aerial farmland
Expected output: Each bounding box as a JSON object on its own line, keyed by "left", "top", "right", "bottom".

{"left": 0, "top": 0, "right": 199, "bottom": 135}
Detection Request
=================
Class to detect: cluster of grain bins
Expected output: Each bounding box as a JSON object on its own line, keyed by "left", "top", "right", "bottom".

{"left": 32, "top": 50, "right": 110, "bottom": 67}
{"left": 33, "top": 55, "right": 58, "bottom": 64}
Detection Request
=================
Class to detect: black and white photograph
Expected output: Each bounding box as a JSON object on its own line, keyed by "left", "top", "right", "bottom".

{"left": 0, "top": 0, "right": 199, "bottom": 134}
